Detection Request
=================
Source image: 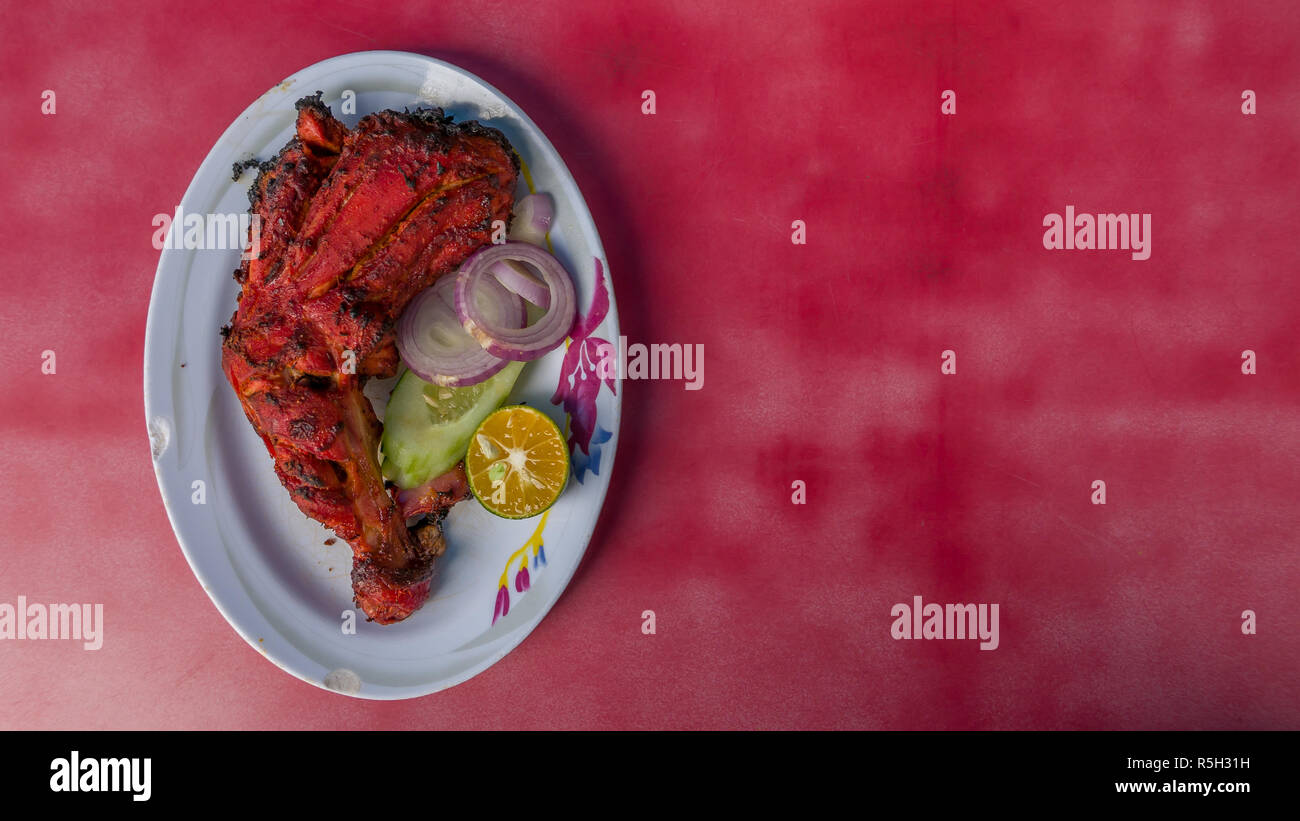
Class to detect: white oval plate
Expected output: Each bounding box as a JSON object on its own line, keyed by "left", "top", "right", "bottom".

{"left": 143, "top": 51, "right": 620, "bottom": 699}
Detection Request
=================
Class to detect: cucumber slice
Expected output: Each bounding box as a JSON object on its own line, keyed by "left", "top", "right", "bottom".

{"left": 381, "top": 360, "right": 525, "bottom": 489}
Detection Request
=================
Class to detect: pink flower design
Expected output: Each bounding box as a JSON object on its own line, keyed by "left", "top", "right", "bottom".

{"left": 551, "top": 258, "right": 615, "bottom": 483}
{"left": 493, "top": 585, "right": 510, "bottom": 625}
{"left": 489, "top": 512, "right": 549, "bottom": 626}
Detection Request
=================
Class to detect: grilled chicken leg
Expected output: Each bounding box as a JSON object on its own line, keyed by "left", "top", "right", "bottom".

{"left": 221, "top": 94, "right": 518, "bottom": 623}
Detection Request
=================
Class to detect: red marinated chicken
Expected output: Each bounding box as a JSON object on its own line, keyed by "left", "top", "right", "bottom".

{"left": 221, "top": 94, "right": 518, "bottom": 624}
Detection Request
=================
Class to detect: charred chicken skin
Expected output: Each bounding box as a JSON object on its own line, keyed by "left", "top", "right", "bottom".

{"left": 221, "top": 94, "right": 519, "bottom": 624}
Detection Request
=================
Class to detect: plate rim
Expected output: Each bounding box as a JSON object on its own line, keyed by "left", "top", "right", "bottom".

{"left": 142, "top": 49, "right": 621, "bottom": 700}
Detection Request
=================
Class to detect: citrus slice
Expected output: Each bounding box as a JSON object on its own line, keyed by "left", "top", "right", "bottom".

{"left": 465, "top": 405, "right": 569, "bottom": 519}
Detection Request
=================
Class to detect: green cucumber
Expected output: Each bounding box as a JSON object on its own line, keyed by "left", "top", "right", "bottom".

{"left": 380, "top": 361, "right": 525, "bottom": 489}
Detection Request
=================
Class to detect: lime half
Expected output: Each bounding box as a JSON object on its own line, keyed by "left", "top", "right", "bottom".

{"left": 465, "top": 405, "right": 569, "bottom": 519}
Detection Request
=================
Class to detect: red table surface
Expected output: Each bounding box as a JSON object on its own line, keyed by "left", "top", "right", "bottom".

{"left": 0, "top": 0, "right": 1297, "bottom": 730}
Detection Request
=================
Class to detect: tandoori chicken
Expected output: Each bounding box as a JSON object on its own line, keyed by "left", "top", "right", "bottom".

{"left": 220, "top": 93, "right": 519, "bottom": 624}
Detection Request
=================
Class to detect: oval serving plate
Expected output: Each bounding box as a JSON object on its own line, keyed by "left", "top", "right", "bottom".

{"left": 143, "top": 51, "right": 620, "bottom": 699}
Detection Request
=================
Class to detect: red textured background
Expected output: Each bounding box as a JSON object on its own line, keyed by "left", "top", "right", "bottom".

{"left": 1, "top": 1, "right": 1297, "bottom": 729}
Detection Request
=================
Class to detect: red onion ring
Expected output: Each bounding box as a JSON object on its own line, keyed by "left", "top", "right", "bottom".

{"left": 455, "top": 242, "right": 577, "bottom": 362}
{"left": 489, "top": 259, "right": 550, "bottom": 309}
{"left": 395, "top": 273, "right": 525, "bottom": 386}
{"left": 508, "top": 193, "right": 554, "bottom": 246}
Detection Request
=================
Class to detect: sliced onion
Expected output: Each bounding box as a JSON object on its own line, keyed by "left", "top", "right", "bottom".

{"left": 489, "top": 259, "right": 550, "bottom": 309}
{"left": 396, "top": 273, "right": 525, "bottom": 386}
{"left": 508, "top": 193, "right": 554, "bottom": 246}
{"left": 455, "top": 242, "right": 576, "bottom": 362}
